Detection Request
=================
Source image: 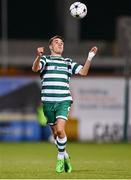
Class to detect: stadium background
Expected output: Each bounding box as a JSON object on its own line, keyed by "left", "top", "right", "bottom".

{"left": 0, "top": 0, "right": 131, "bottom": 142}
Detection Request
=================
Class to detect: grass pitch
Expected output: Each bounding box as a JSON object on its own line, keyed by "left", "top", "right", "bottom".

{"left": 0, "top": 142, "right": 131, "bottom": 179}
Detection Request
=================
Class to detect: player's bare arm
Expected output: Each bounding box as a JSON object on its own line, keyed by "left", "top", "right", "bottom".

{"left": 79, "top": 46, "right": 98, "bottom": 76}
{"left": 32, "top": 47, "right": 44, "bottom": 72}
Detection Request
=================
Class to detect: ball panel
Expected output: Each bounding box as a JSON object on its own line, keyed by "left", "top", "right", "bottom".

{"left": 70, "top": 8, "right": 77, "bottom": 17}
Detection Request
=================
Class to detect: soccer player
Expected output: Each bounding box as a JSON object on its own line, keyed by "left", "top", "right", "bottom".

{"left": 32, "top": 35, "right": 98, "bottom": 173}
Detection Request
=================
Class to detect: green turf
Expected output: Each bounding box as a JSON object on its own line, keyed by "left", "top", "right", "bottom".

{"left": 0, "top": 142, "right": 131, "bottom": 179}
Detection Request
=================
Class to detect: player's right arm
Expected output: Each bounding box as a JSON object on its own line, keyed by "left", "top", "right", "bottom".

{"left": 32, "top": 47, "right": 44, "bottom": 72}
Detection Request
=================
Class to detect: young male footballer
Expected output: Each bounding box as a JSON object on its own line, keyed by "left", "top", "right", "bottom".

{"left": 32, "top": 35, "right": 98, "bottom": 173}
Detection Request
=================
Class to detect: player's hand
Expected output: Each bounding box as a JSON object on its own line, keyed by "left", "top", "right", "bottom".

{"left": 88, "top": 46, "right": 98, "bottom": 61}
{"left": 37, "top": 47, "right": 45, "bottom": 56}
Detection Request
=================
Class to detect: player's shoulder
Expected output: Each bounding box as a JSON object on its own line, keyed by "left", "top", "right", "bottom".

{"left": 41, "top": 55, "right": 49, "bottom": 59}
{"left": 40, "top": 55, "right": 50, "bottom": 61}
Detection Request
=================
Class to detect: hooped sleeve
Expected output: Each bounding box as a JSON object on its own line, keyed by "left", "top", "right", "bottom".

{"left": 71, "top": 59, "right": 83, "bottom": 75}
{"left": 39, "top": 56, "right": 46, "bottom": 73}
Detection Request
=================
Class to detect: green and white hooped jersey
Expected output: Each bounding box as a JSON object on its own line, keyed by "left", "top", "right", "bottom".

{"left": 39, "top": 55, "right": 83, "bottom": 103}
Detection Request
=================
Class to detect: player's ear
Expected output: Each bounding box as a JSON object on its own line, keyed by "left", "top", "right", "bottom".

{"left": 49, "top": 44, "right": 52, "bottom": 50}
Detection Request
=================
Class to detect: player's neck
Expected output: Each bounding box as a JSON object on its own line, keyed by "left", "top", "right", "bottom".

{"left": 51, "top": 52, "right": 62, "bottom": 57}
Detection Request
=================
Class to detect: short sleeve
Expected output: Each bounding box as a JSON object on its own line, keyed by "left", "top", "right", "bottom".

{"left": 40, "top": 56, "right": 46, "bottom": 73}
{"left": 71, "top": 60, "right": 83, "bottom": 74}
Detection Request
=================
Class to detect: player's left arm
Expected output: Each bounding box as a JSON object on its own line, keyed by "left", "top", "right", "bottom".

{"left": 79, "top": 46, "right": 98, "bottom": 76}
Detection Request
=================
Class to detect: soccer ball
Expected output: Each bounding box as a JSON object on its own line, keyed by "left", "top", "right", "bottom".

{"left": 69, "top": 2, "right": 87, "bottom": 19}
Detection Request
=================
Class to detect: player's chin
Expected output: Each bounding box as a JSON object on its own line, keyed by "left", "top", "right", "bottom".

{"left": 57, "top": 50, "right": 63, "bottom": 54}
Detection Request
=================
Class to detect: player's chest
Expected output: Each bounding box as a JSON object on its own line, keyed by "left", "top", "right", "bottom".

{"left": 46, "top": 62, "right": 71, "bottom": 71}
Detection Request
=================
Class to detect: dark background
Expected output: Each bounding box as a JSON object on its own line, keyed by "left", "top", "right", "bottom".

{"left": 0, "top": 0, "right": 131, "bottom": 41}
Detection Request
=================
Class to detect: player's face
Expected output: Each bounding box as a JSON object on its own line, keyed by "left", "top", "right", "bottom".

{"left": 50, "top": 38, "right": 64, "bottom": 55}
